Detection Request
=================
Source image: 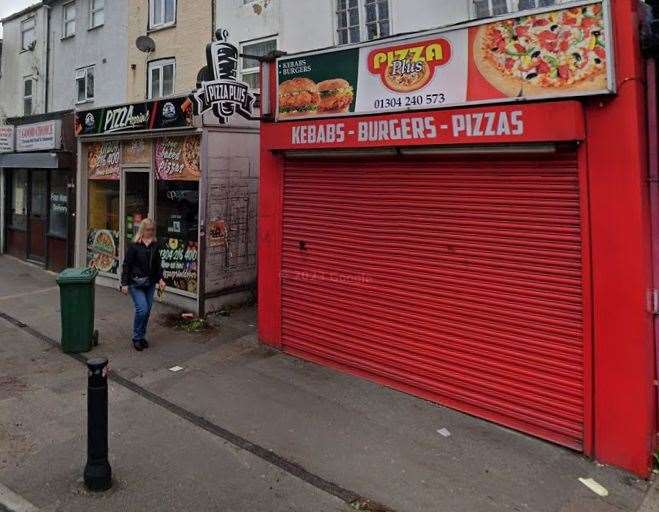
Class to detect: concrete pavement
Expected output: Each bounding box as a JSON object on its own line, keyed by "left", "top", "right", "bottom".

{"left": 0, "top": 255, "right": 655, "bottom": 512}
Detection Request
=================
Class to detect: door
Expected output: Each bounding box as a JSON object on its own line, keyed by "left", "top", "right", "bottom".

{"left": 281, "top": 152, "right": 588, "bottom": 450}
{"left": 27, "top": 170, "right": 48, "bottom": 262}
{"left": 122, "top": 170, "right": 152, "bottom": 248}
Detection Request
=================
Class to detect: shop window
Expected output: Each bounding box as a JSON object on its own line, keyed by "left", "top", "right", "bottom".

{"left": 23, "top": 78, "right": 33, "bottom": 115}
{"left": 7, "top": 169, "right": 28, "bottom": 230}
{"left": 76, "top": 65, "right": 94, "bottom": 103}
{"left": 240, "top": 38, "right": 276, "bottom": 91}
{"left": 336, "top": 0, "right": 390, "bottom": 45}
{"left": 87, "top": 180, "right": 120, "bottom": 274}
{"left": 63, "top": 2, "right": 76, "bottom": 38}
{"left": 148, "top": 59, "right": 176, "bottom": 99}
{"left": 89, "top": 0, "right": 104, "bottom": 29}
{"left": 21, "top": 17, "right": 36, "bottom": 51}
{"left": 150, "top": 0, "right": 176, "bottom": 29}
{"left": 49, "top": 173, "right": 69, "bottom": 238}
{"left": 156, "top": 180, "right": 199, "bottom": 293}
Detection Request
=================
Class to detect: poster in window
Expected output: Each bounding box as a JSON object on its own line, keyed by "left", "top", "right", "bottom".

{"left": 87, "top": 229, "right": 119, "bottom": 274}
{"left": 88, "top": 142, "right": 121, "bottom": 180}
{"left": 154, "top": 136, "right": 201, "bottom": 181}
{"left": 160, "top": 238, "right": 198, "bottom": 293}
{"left": 123, "top": 139, "right": 153, "bottom": 165}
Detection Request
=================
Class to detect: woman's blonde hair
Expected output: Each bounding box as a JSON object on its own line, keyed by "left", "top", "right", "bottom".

{"left": 133, "top": 218, "right": 157, "bottom": 243}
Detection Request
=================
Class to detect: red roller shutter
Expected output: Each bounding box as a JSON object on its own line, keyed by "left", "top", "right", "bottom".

{"left": 281, "top": 151, "right": 587, "bottom": 449}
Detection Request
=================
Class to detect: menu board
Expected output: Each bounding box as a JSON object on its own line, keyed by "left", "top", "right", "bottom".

{"left": 160, "top": 238, "right": 198, "bottom": 293}
{"left": 87, "top": 229, "right": 120, "bottom": 274}
{"left": 154, "top": 137, "right": 201, "bottom": 181}
{"left": 276, "top": 1, "right": 613, "bottom": 120}
{"left": 88, "top": 142, "right": 121, "bottom": 180}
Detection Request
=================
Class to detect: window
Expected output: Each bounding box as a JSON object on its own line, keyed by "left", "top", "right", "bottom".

{"left": 148, "top": 59, "right": 175, "bottom": 99}
{"left": 336, "top": 0, "right": 390, "bottom": 45}
{"left": 8, "top": 169, "right": 28, "bottom": 230}
{"left": 20, "top": 17, "right": 36, "bottom": 50}
{"left": 63, "top": 2, "right": 76, "bottom": 38}
{"left": 472, "top": 0, "right": 559, "bottom": 18}
{"left": 240, "top": 39, "right": 276, "bottom": 90}
{"left": 150, "top": 0, "right": 176, "bottom": 29}
{"left": 89, "top": 0, "right": 104, "bottom": 29}
{"left": 49, "top": 173, "right": 69, "bottom": 238}
{"left": 87, "top": 180, "right": 120, "bottom": 274}
{"left": 75, "top": 66, "right": 94, "bottom": 103}
{"left": 23, "top": 78, "right": 33, "bottom": 115}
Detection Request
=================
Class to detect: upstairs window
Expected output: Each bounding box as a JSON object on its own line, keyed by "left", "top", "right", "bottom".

{"left": 63, "top": 2, "right": 76, "bottom": 38}
{"left": 150, "top": 0, "right": 177, "bottom": 29}
{"left": 336, "top": 0, "right": 390, "bottom": 45}
{"left": 472, "top": 0, "right": 559, "bottom": 18}
{"left": 21, "top": 17, "right": 36, "bottom": 51}
{"left": 240, "top": 38, "right": 277, "bottom": 91}
{"left": 23, "top": 78, "right": 33, "bottom": 115}
{"left": 89, "top": 0, "right": 104, "bottom": 29}
{"left": 148, "top": 59, "right": 176, "bottom": 99}
{"left": 76, "top": 65, "right": 95, "bottom": 103}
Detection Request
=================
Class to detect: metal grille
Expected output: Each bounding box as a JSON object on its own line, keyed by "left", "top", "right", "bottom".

{"left": 281, "top": 153, "right": 585, "bottom": 449}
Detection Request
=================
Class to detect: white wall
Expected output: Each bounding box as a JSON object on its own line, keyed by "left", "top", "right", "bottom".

{"left": 48, "top": 0, "right": 129, "bottom": 112}
{"left": 0, "top": 6, "right": 49, "bottom": 118}
{"left": 217, "top": 0, "right": 472, "bottom": 57}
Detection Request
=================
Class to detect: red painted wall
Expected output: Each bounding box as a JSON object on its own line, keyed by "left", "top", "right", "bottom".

{"left": 258, "top": 0, "right": 657, "bottom": 476}
{"left": 584, "top": 0, "right": 656, "bottom": 476}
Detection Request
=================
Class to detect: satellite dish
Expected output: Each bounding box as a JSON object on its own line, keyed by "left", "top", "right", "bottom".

{"left": 196, "top": 66, "right": 210, "bottom": 87}
{"left": 136, "top": 35, "right": 156, "bottom": 53}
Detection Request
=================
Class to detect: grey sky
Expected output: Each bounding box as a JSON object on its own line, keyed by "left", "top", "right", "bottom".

{"left": 0, "top": 0, "right": 40, "bottom": 37}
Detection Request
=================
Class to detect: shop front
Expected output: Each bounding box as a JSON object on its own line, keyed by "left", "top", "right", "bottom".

{"left": 259, "top": 1, "right": 656, "bottom": 477}
{"left": 0, "top": 113, "right": 76, "bottom": 271}
{"left": 75, "top": 94, "right": 259, "bottom": 314}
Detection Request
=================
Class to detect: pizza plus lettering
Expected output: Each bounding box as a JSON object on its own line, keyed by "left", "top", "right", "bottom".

{"left": 475, "top": 3, "right": 607, "bottom": 96}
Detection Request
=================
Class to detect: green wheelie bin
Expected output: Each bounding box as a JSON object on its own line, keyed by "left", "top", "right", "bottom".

{"left": 56, "top": 268, "right": 99, "bottom": 354}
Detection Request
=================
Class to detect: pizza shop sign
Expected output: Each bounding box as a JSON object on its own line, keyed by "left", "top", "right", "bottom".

{"left": 274, "top": 0, "right": 614, "bottom": 120}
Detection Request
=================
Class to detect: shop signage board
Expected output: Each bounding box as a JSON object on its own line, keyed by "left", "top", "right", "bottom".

{"left": 75, "top": 96, "right": 194, "bottom": 136}
{"left": 266, "top": 101, "right": 585, "bottom": 150}
{"left": 192, "top": 29, "right": 256, "bottom": 124}
{"left": 0, "top": 126, "right": 15, "bottom": 153}
{"left": 15, "top": 120, "right": 62, "bottom": 151}
{"left": 275, "top": 0, "right": 613, "bottom": 121}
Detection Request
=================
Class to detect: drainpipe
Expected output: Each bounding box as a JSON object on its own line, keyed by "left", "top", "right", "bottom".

{"left": 647, "top": 57, "right": 659, "bottom": 437}
{"left": 44, "top": 4, "right": 51, "bottom": 113}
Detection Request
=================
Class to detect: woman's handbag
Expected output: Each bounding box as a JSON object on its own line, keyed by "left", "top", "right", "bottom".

{"left": 132, "top": 276, "right": 151, "bottom": 288}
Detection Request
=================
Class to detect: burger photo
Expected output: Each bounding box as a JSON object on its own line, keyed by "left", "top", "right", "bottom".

{"left": 317, "top": 79, "right": 354, "bottom": 114}
{"left": 278, "top": 78, "right": 321, "bottom": 118}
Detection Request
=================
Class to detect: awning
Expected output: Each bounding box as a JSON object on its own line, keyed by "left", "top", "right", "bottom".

{"left": 0, "top": 151, "right": 73, "bottom": 169}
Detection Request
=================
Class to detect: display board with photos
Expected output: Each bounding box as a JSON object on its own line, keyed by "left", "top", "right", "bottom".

{"left": 276, "top": 1, "right": 613, "bottom": 120}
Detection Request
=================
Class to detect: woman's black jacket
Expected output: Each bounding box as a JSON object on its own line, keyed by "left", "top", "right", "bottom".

{"left": 120, "top": 241, "right": 164, "bottom": 287}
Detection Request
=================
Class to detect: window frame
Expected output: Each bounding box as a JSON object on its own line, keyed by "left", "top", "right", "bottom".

{"left": 75, "top": 65, "right": 95, "bottom": 104}
{"left": 239, "top": 37, "right": 278, "bottom": 92}
{"left": 149, "top": 0, "right": 177, "bottom": 30}
{"left": 20, "top": 17, "right": 36, "bottom": 51}
{"left": 335, "top": 0, "right": 391, "bottom": 46}
{"left": 471, "top": 0, "right": 561, "bottom": 19}
{"left": 23, "top": 77, "right": 33, "bottom": 115}
{"left": 147, "top": 58, "right": 176, "bottom": 99}
{"left": 89, "top": 0, "right": 105, "bottom": 30}
{"left": 62, "top": 1, "right": 76, "bottom": 39}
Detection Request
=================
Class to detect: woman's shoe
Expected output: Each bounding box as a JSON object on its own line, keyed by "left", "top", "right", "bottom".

{"left": 142, "top": 339, "right": 149, "bottom": 349}
{"left": 133, "top": 341, "right": 144, "bottom": 351}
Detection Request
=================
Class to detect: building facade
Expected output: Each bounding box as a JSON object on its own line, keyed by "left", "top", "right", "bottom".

{"left": 126, "top": 0, "right": 213, "bottom": 102}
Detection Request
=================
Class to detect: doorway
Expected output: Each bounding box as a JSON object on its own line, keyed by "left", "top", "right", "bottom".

{"left": 27, "top": 170, "right": 48, "bottom": 262}
{"left": 122, "top": 169, "right": 153, "bottom": 251}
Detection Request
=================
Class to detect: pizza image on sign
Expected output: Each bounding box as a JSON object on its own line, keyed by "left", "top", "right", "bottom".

{"left": 473, "top": 3, "right": 608, "bottom": 97}
{"left": 368, "top": 38, "right": 452, "bottom": 93}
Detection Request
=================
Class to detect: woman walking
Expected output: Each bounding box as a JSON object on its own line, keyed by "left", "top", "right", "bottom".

{"left": 120, "top": 218, "right": 166, "bottom": 351}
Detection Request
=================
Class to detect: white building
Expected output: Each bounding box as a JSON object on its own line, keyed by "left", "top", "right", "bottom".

{"left": 0, "top": 3, "right": 50, "bottom": 118}
{"left": 217, "top": 0, "right": 573, "bottom": 89}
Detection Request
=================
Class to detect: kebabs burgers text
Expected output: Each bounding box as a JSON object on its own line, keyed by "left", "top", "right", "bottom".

{"left": 278, "top": 78, "right": 320, "bottom": 118}
{"left": 317, "top": 79, "right": 354, "bottom": 113}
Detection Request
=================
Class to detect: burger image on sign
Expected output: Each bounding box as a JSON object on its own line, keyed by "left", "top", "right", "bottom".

{"left": 368, "top": 37, "right": 452, "bottom": 93}
{"left": 278, "top": 78, "right": 321, "bottom": 118}
{"left": 317, "top": 79, "right": 354, "bottom": 114}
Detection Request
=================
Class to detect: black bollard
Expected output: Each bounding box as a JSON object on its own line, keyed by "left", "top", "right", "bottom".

{"left": 84, "top": 357, "right": 112, "bottom": 492}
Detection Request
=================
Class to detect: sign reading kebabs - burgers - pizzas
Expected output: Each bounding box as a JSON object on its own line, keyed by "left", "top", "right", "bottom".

{"left": 275, "top": 0, "right": 613, "bottom": 120}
